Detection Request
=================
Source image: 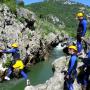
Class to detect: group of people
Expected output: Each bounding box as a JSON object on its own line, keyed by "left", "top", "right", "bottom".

{"left": 0, "top": 43, "right": 28, "bottom": 81}
{"left": 64, "top": 12, "right": 90, "bottom": 90}
{"left": 0, "top": 11, "right": 89, "bottom": 90}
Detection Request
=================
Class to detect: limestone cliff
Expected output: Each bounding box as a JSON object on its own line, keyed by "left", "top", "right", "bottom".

{"left": 0, "top": 4, "right": 66, "bottom": 71}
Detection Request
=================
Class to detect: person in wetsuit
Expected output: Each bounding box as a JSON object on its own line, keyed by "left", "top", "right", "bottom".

{"left": 65, "top": 45, "right": 78, "bottom": 90}
{"left": 76, "top": 12, "right": 87, "bottom": 53}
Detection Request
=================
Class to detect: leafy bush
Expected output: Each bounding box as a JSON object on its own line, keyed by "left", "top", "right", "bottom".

{"left": 0, "top": 0, "right": 25, "bottom": 14}
{"left": 4, "top": 0, "right": 16, "bottom": 13}
{"left": 26, "top": 1, "right": 82, "bottom": 27}
{"left": 35, "top": 18, "right": 61, "bottom": 36}
{"left": 3, "top": 58, "right": 11, "bottom": 68}
{"left": 16, "top": 0, "right": 24, "bottom": 8}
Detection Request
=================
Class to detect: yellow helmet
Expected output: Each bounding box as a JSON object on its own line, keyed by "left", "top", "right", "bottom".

{"left": 77, "top": 12, "right": 84, "bottom": 17}
{"left": 68, "top": 45, "right": 77, "bottom": 51}
{"left": 11, "top": 43, "right": 18, "bottom": 48}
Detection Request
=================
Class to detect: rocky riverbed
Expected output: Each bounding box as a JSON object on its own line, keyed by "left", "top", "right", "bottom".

{"left": 25, "top": 55, "right": 83, "bottom": 90}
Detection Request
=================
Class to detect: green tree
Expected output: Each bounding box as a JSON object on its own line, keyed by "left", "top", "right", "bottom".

{"left": 4, "top": 0, "right": 16, "bottom": 13}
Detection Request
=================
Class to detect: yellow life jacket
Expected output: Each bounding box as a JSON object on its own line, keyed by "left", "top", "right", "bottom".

{"left": 13, "top": 59, "right": 24, "bottom": 70}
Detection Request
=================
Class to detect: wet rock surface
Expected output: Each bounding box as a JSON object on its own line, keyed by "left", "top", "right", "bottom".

{"left": 25, "top": 56, "right": 81, "bottom": 90}
{"left": 0, "top": 4, "right": 68, "bottom": 77}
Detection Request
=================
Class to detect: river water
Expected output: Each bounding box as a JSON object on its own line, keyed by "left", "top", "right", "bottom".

{"left": 0, "top": 44, "right": 64, "bottom": 90}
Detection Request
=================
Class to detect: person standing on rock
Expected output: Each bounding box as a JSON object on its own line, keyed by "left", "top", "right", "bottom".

{"left": 65, "top": 45, "right": 78, "bottom": 90}
{"left": 0, "top": 43, "right": 20, "bottom": 80}
{"left": 76, "top": 12, "right": 87, "bottom": 54}
{"left": 79, "top": 50, "right": 90, "bottom": 90}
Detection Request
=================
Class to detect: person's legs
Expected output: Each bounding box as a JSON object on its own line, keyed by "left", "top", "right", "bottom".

{"left": 69, "top": 83, "right": 73, "bottom": 90}
{"left": 67, "top": 77, "right": 74, "bottom": 90}
{"left": 82, "top": 76, "right": 87, "bottom": 90}
{"left": 20, "top": 70, "right": 27, "bottom": 79}
{"left": 7, "top": 68, "right": 12, "bottom": 77}
{"left": 77, "top": 35, "right": 82, "bottom": 53}
{"left": 67, "top": 81, "right": 74, "bottom": 90}
{"left": 79, "top": 68, "right": 89, "bottom": 90}
{"left": 5, "top": 67, "right": 12, "bottom": 80}
{"left": 77, "top": 41, "right": 82, "bottom": 53}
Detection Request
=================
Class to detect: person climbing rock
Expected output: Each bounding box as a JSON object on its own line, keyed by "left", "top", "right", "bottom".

{"left": 13, "top": 59, "right": 27, "bottom": 79}
{"left": 1, "top": 43, "right": 20, "bottom": 62}
{"left": 3, "top": 59, "right": 27, "bottom": 80}
{"left": 0, "top": 43, "right": 20, "bottom": 80}
{"left": 65, "top": 45, "right": 78, "bottom": 90}
{"left": 76, "top": 12, "right": 87, "bottom": 54}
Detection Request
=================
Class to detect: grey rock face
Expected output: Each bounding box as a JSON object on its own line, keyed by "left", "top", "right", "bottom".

{"left": 25, "top": 56, "right": 81, "bottom": 90}
{"left": 17, "top": 8, "right": 35, "bottom": 20}
{"left": 17, "top": 7, "right": 36, "bottom": 31}
{"left": 25, "top": 56, "right": 66, "bottom": 90}
{"left": 0, "top": 4, "right": 67, "bottom": 65}
{"left": 46, "top": 15, "right": 65, "bottom": 28}
{"left": 0, "top": 4, "right": 14, "bottom": 28}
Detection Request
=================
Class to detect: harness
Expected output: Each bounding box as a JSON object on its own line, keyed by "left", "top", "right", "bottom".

{"left": 77, "top": 19, "right": 84, "bottom": 36}
{"left": 12, "top": 49, "right": 20, "bottom": 60}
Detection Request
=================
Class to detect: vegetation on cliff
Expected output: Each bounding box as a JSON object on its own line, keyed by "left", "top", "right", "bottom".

{"left": 26, "top": 0, "right": 90, "bottom": 37}
{"left": 0, "top": 0, "right": 24, "bottom": 13}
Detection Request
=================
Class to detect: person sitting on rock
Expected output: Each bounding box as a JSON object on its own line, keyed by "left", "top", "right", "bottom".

{"left": 0, "top": 43, "right": 20, "bottom": 80}
{"left": 65, "top": 45, "right": 78, "bottom": 90}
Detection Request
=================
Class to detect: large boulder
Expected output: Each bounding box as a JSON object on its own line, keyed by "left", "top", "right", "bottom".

{"left": 17, "top": 8, "right": 36, "bottom": 30}
{"left": 24, "top": 56, "right": 66, "bottom": 90}
{"left": 25, "top": 55, "right": 82, "bottom": 90}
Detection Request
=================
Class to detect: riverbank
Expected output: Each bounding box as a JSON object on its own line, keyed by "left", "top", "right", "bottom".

{"left": 25, "top": 45, "right": 84, "bottom": 90}
{"left": 25, "top": 56, "right": 66, "bottom": 90}
{"left": 25, "top": 53, "right": 81, "bottom": 90}
{"left": 0, "top": 43, "right": 64, "bottom": 90}
{"left": 0, "top": 3, "right": 70, "bottom": 90}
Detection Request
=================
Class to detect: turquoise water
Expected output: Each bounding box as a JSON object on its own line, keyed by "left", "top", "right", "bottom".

{"left": 0, "top": 44, "right": 64, "bottom": 90}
